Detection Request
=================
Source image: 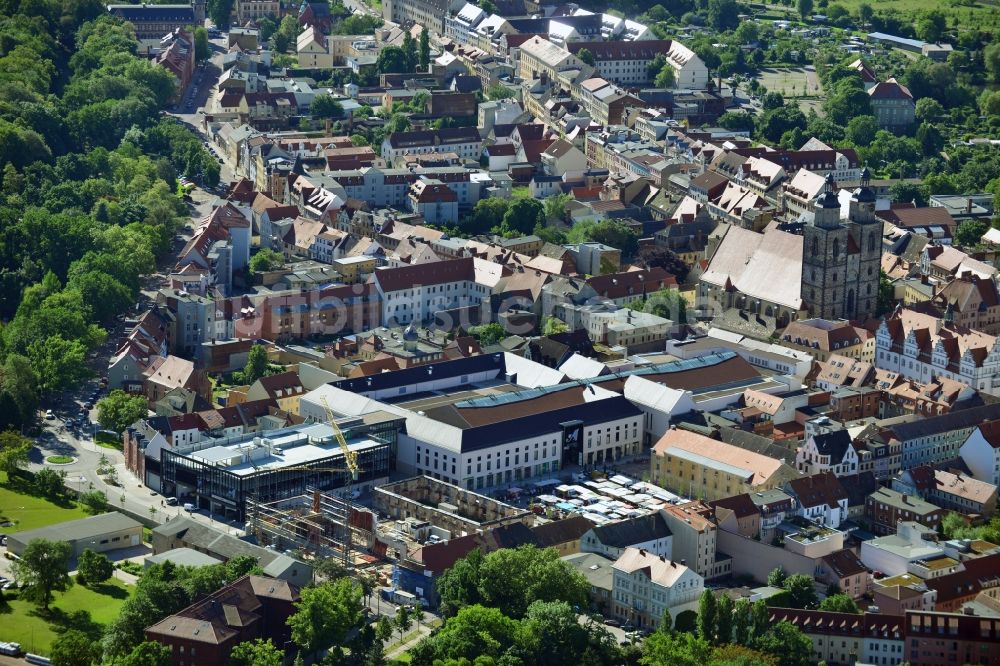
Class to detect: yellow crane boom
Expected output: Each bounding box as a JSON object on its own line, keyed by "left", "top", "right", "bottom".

{"left": 320, "top": 395, "right": 360, "bottom": 480}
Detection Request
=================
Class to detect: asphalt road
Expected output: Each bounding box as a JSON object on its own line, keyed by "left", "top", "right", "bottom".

{"left": 343, "top": 0, "right": 380, "bottom": 17}
{"left": 31, "top": 413, "right": 244, "bottom": 534}
{"left": 167, "top": 36, "right": 237, "bottom": 185}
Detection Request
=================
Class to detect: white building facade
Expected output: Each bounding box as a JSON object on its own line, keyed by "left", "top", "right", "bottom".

{"left": 612, "top": 547, "right": 704, "bottom": 629}
{"left": 959, "top": 424, "right": 1000, "bottom": 487}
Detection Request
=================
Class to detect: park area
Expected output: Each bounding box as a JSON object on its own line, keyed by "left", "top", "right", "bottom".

{"left": 0, "top": 579, "right": 132, "bottom": 656}
{"left": 0, "top": 472, "right": 88, "bottom": 534}
{"left": 0, "top": 472, "right": 132, "bottom": 655}
{"left": 755, "top": 66, "right": 824, "bottom": 116}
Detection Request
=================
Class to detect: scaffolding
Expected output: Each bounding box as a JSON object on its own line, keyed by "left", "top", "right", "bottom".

{"left": 246, "top": 488, "right": 377, "bottom": 566}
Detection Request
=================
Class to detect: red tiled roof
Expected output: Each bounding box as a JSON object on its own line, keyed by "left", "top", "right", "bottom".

{"left": 566, "top": 40, "right": 674, "bottom": 61}
{"left": 586, "top": 267, "right": 676, "bottom": 299}
{"left": 373, "top": 257, "right": 475, "bottom": 293}
{"left": 787, "top": 472, "right": 848, "bottom": 509}
{"left": 868, "top": 78, "right": 913, "bottom": 100}
{"left": 520, "top": 138, "right": 555, "bottom": 164}
{"left": 877, "top": 206, "right": 955, "bottom": 228}
{"left": 256, "top": 371, "right": 304, "bottom": 399}
{"left": 710, "top": 492, "right": 758, "bottom": 519}
{"left": 486, "top": 143, "right": 517, "bottom": 156}
{"left": 976, "top": 419, "right": 1000, "bottom": 449}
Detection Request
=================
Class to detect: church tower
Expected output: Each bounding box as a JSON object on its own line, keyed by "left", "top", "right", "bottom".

{"left": 192, "top": 0, "right": 206, "bottom": 24}
{"left": 845, "top": 167, "right": 881, "bottom": 320}
{"left": 801, "top": 174, "right": 850, "bottom": 319}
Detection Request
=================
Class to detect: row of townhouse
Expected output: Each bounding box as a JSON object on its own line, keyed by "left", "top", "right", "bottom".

{"left": 875, "top": 306, "right": 1000, "bottom": 395}
{"left": 152, "top": 256, "right": 506, "bottom": 349}
{"left": 315, "top": 165, "right": 484, "bottom": 210}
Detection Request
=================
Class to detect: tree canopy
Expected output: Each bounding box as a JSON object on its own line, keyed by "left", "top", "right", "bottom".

{"left": 51, "top": 630, "right": 102, "bottom": 666}
{"left": 77, "top": 548, "right": 114, "bottom": 585}
{"left": 287, "top": 578, "right": 365, "bottom": 656}
{"left": 566, "top": 219, "right": 640, "bottom": 259}
{"left": 437, "top": 546, "right": 589, "bottom": 619}
{"left": 0, "top": 430, "right": 32, "bottom": 476}
{"left": 0, "top": 11, "right": 215, "bottom": 403}
{"left": 230, "top": 638, "right": 284, "bottom": 666}
{"left": 818, "top": 594, "right": 861, "bottom": 614}
{"left": 97, "top": 390, "right": 148, "bottom": 433}
{"left": 12, "top": 538, "right": 73, "bottom": 609}
{"left": 411, "top": 601, "right": 622, "bottom": 666}
{"left": 311, "top": 94, "right": 345, "bottom": 120}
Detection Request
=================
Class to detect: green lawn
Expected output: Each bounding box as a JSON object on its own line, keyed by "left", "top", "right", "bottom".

{"left": 45, "top": 456, "right": 74, "bottom": 464}
{"left": 0, "top": 473, "right": 88, "bottom": 533}
{"left": 94, "top": 432, "right": 121, "bottom": 450}
{"left": 0, "top": 578, "right": 132, "bottom": 656}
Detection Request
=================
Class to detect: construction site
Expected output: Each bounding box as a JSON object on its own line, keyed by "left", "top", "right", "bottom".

{"left": 246, "top": 489, "right": 385, "bottom": 567}
{"left": 374, "top": 475, "right": 534, "bottom": 538}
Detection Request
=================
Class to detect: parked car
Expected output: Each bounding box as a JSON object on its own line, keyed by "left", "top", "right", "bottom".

{"left": 44, "top": 409, "right": 54, "bottom": 420}
{"left": 0, "top": 641, "right": 22, "bottom": 656}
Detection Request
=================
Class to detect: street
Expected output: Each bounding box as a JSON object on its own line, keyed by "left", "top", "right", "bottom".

{"left": 29, "top": 415, "right": 245, "bottom": 534}
{"left": 342, "top": 0, "right": 380, "bottom": 17}
{"left": 167, "top": 35, "right": 238, "bottom": 186}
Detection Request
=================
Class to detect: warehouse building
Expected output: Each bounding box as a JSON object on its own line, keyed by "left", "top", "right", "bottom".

{"left": 7, "top": 512, "right": 143, "bottom": 558}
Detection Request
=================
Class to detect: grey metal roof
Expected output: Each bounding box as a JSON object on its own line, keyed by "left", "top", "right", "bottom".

{"left": 9, "top": 512, "right": 141, "bottom": 545}
{"left": 146, "top": 547, "right": 223, "bottom": 568}
{"left": 587, "top": 513, "right": 671, "bottom": 548}
{"left": 562, "top": 552, "right": 615, "bottom": 591}
{"left": 888, "top": 403, "right": 1000, "bottom": 441}
{"left": 153, "top": 517, "right": 279, "bottom": 564}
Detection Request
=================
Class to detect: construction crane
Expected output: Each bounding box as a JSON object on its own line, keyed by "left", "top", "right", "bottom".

{"left": 319, "top": 395, "right": 360, "bottom": 482}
